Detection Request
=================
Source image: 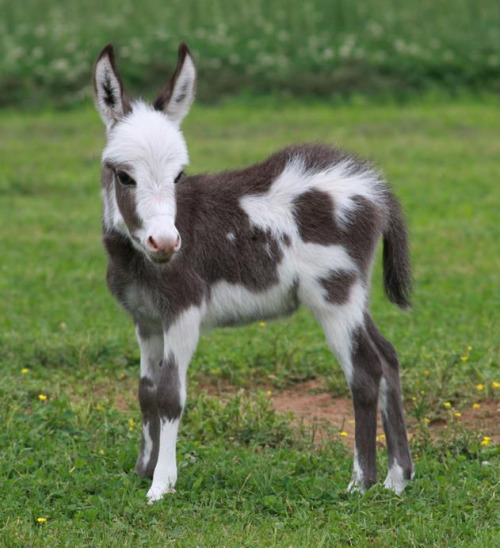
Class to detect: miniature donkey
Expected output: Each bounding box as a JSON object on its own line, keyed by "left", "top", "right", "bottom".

{"left": 93, "top": 43, "right": 414, "bottom": 503}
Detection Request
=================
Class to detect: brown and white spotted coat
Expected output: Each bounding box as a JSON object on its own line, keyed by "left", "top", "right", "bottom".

{"left": 93, "top": 43, "right": 414, "bottom": 503}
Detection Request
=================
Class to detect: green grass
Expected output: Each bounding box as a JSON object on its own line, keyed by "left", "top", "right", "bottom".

{"left": 1, "top": 98, "right": 500, "bottom": 545}
{"left": 1, "top": 0, "right": 500, "bottom": 106}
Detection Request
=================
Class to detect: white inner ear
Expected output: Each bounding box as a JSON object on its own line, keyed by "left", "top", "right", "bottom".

{"left": 165, "top": 54, "right": 196, "bottom": 126}
{"left": 95, "top": 57, "right": 124, "bottom": 130}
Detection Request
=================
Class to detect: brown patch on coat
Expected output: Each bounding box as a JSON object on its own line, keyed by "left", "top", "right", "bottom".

{"left": 319, "top": 270, "right": 357, "bottom": 304}
{"left": 293, "top": 189, "right": 339, "bottom": 246}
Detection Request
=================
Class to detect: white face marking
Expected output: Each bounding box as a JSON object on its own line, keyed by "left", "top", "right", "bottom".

{"left": 102, "top": 102, "right": 188, "bottom": 254}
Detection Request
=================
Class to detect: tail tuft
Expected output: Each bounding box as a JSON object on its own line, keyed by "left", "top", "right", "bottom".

{"left": 383, "top": 192, "right": 412, "bottom": 310}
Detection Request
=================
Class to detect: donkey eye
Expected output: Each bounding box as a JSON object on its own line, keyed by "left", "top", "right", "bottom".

{"left": 116, "top": 170, "right": 136, "bottom": 186}
{"left": 174, "top": 171, "right": 184, "bottom": 184}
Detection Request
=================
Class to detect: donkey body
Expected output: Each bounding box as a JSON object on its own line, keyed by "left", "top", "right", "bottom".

{"left": 94, "top": 44, "right": 413, "bottom": 503}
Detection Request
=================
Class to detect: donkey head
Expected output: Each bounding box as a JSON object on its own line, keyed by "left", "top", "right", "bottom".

{"left": 93, "top": 44, "right": 196, "bottom": 263}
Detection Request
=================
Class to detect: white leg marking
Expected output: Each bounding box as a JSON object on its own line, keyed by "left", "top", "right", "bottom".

{"left": 347, "top": 451, "right": 365, "bottom": 493}
{"left": 308, "top": 281, "right": 366, "bottom": 384}
{"left": 141, "top": 420, "right": 154, "bottom": 469}
{"left": 147, "top": 418, "right": 180, "bottom": 503}
{"left": 384, "top": 461, "right": 408, "bottom": 495}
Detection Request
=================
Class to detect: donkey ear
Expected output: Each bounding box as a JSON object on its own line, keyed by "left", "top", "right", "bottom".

{"left": 154, "top": 43, "right": 196, "bottom": 126}
{"left": 93, "top": 44, "right": 128, "bottom": 130}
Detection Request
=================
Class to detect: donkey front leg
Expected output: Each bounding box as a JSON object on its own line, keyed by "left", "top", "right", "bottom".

{"left": 135, "top": 324, "right": 164, "bottom": 479}
{"left": 146, "top": 307, "right": 202, "bottom": 503}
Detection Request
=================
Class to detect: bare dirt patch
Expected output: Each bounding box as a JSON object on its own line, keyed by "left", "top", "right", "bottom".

{"left": 271, "top": 379, "right": 500, "bottom": 449}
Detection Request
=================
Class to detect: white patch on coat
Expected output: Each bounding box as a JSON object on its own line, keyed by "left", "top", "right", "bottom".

{"left": 226, "top": 232, "right": 236, "bottom": 243}
{"left": 384, "top": 462, "right": 408, "bottom": 495}
{"left": 240, "top": 156, "right": 384, "bottom": 239}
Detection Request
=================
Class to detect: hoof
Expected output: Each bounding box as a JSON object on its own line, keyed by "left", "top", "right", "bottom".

{"left": 146, "top": 484, "right": 176, "bottom": 504}
{"left": 383, "top": 462, "right": 413, "bottom": 495}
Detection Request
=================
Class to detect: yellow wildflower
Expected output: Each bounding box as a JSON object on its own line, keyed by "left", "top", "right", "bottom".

{"left": 96, "top": 404, "right": 104, "bottom": 411}
{"left": 443, "top": 402, "right": 452, "bottom": 409}
{"left": 481, "top": 437, "right": 492, "bottom": 446}
{"left": 454, "top": 412, "right": 462, "bottom": 418}
{"left": 339, "top": 431, "right": 348, "bottom": 437}
{"left": 472, "top": 403, "right": 481, "bottom": 410}
{"left": 467, "top": 346, "right": 473, "bottom": 351}
{"left": 266, "top": 390, "right": 273, "bottom": 396}
{"left": 38, "top": 394, "right": 47, "bottom": 401}
{"left": 476, "top": 383, "right": 485, "bottom": 391}
{"left": 37, "top": 517, "right": 47, "bottom": 524}
{"left": 377, "top": 434, "right": 386, "bottom": 441}
{"left": 21, "top": 368, "right": 29, "bottom": 375}
{"left": 258, "top": 321, "right": 266, "bottom": 328}
{"left": 460, "top": 355, "right": 468, "bottom": 362}
{"left": 128, "top": 418, "right": 135, "bottom": 431}
{"left": 423, "top": 418, "right": 431, "bottom": 424}
{"left": 492, "top": 381, "right": 500, "bottom": 389}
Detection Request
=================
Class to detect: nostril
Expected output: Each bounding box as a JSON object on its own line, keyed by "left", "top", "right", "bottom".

{"left": 147, "top": 236, "right": 158, "bottom": 251}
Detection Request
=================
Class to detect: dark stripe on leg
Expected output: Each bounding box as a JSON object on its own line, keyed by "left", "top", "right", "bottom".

{"left": 350, "top": 326, "right": 382, "bottom": 489}
{"left": 157, "top": 353, "right": 183, "bottom": 421}
{"left": 136, "top": 376, "right": 160, "bottom": 478}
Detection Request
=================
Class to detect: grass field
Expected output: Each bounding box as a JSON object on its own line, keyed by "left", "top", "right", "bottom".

{"left": 1, "top": 0, "right": 500, "bottom": 106}
{"left": 1, "top": 97, "right": 499, "bottom": 546}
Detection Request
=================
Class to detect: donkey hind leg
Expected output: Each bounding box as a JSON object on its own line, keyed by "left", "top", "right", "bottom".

{"left": 135, "top": 324, "right": 164, "bottom": 479}
{"left": 314, "top": 304, "right": 382, "bottom": 493}
{"left": 147, "top": 306, "right": 203, "bottom": 503}
{"left": 366, "top": 316, "right": 414, "bottom": 494}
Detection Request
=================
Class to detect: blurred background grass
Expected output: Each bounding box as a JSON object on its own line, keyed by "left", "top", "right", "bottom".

{"left": 1, "top": 0, "right": 499, "bottom": 107}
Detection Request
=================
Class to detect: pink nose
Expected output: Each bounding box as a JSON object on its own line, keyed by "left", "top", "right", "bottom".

{"left": 146, "top": 234, "right": 181, "bottom": 254}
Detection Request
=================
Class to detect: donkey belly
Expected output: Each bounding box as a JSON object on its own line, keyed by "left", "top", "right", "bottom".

{"left": 202, "top": 279, "right": 298, "bottom": 329}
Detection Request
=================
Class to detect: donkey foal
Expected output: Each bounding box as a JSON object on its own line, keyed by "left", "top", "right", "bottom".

{"left": 93, "top": 43, "right": 414, "bottom": 503}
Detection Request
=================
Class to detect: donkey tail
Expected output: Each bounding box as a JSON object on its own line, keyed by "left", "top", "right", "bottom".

{"left": 382, "top": 192, "right": 412, "bottom": 310}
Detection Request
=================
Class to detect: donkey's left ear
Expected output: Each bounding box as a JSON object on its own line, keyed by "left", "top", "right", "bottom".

{"left": 93, "top": 44, "right": 128, "bottom": 131}
{"left": 154, "top": 43, "right": 196, "bottom": 126}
